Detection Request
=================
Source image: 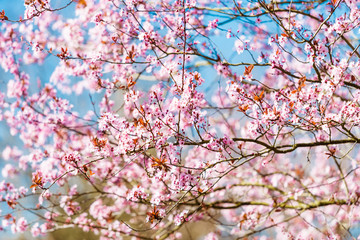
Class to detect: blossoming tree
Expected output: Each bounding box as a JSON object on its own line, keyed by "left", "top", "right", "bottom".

{"left": 1, "top": 0, "right": 360, "bottom": 239}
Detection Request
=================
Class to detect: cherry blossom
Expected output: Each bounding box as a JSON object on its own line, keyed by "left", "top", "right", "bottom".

{"left": 0, "top": 0, "right": 360, "bottom": 239}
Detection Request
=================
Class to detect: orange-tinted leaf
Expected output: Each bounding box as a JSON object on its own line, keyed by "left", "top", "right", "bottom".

{"left": 147, "top": 206, "right": 162, "bottom": 223}
{"left": 194, "top": 72, "right": 201, "bottom": 81}
{"left": 7, "top": 200, "right": 17, "bottom": 209}
{"left": 127, "top": 80, "right": 136, "bottom": 88}
{"left": 75, "top": 0, "right": 87, "bottom": 8}
{"left": 237, "top": 105, "right": 249, "bottom": 112}
{"left": 25, "top": 0, "right": 34, "bottom": 5}
{"left": 139, "top": 118, "right": 147, "bottom": 127}
{"left": 259, "top": 90, "right": 264, "bottom": 98}
{"left": 91, "top": 137, "right": 107, "bottom": 150}
{"left": 31, "top": 172, "right": 43, "bottom": 188}
{"left": 291, "top": 76, "right": 306, "bottom": 94}
{"left": 244, "top": 64, "right": 254, "bottom": 76}
{"left": 151, "top": 157, "right": 170, "bottom": 172}
{"left": 289, "top": 102, "right": 294, "bottom": 107}
{"left": 0, "top": 10, "right": 8, "bottom": 20}
{"left": 299, "top": 76, "right": 306, "bottom": 87}
{"left": 325, "top": 148, "right": 336, "bottom": 158}
{"left": 253, "top": 90, "right": 264, "bottom": 102}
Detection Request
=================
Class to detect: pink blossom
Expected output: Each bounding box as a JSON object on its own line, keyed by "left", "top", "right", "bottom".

{"left": 126, "top": 186, "right": 148, "bottom": 202}
{"left": 204, "top": 232, "right": 219, "bottom": 240}
{"left": 207, "top": 19, "right": 219, "bottom": 29}
{"left": 11, "top": 217, "right": 27, "bottom": 233}
{"left": 1, "top": 164, "right": 18, "bottom": 178}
